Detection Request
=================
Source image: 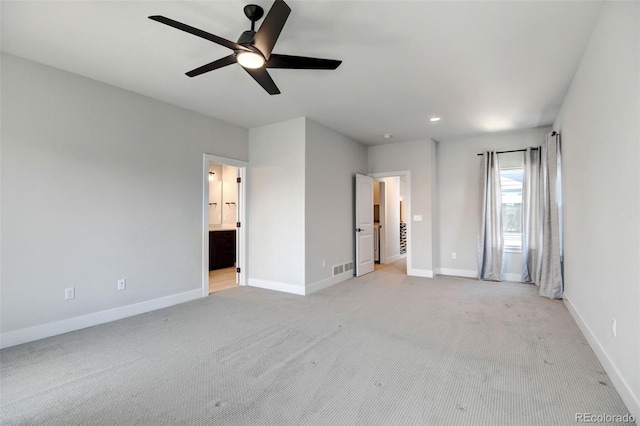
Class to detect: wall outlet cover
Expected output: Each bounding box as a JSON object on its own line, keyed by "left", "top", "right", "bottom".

{"left": 611, "top": 318, "right": 617, "bottom": 337}
{"left": 64, "top": 287, "right": 75, "bottom": 300}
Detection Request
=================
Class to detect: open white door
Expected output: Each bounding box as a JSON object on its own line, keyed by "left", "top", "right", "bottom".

{"left": 235, "top": 167, "right": 241, "bottom": 285}
{"left": 355, "top": 174, "right": 375, "bottom": 277}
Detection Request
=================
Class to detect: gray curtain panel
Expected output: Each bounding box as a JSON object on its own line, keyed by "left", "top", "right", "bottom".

{"left": 477, "top": 151, "right": 503, "bottom": 281}
{"left": 522, "top": 147, "right": 542, "bottom": 283}
{"left": 537, "top": 132, "right": 564, "bottom": 299}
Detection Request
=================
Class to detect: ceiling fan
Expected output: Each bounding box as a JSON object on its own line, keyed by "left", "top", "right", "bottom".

{"left": 149, "top": 0, "right": 342, "bottom": 95}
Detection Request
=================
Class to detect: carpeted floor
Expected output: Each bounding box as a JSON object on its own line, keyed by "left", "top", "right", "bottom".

{"left": 1, "top": 260, "right": 634, "bottom": 425}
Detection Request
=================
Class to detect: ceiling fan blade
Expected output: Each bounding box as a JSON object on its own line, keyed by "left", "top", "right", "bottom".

{"left": 149, "top": 15, "right": 250, "bottom": 52}
{"left": 252, "top": 0, "right": 291, "bottom": 60}
{"left": 243, "top": 68, "right": 281, "bottom": 95}
{"left": 266, "top": 54, "right": 342, "bottom": 70}
{"left": 186, "top": 55, "right": 237, "bottom": 77}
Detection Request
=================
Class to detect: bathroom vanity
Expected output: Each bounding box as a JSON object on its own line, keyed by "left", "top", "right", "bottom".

{"left": 209, "top": 229, "right": 236, "bottom": 271}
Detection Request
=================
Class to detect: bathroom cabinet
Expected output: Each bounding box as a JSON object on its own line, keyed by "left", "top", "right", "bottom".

{"left": 209, "top": 230, "right": 236, "bottom": 270}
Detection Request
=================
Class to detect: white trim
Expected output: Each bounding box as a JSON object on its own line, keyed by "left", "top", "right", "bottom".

{"left": 236, "top": 166, "right": 247, "bottom": 286}
{"left": 378, "top": 180, "right": 387, "bottom": 264}
{"left": 203, "top": 154, "right": 249, "bottom": 297}
{"left": 204, "top": 154, "right": 249, "bottom": 169}
{"left": 437, "top": 268, "right": 477, "bottom": 278}
{"left": 407, "top": 268, "right": 434, "bottom": 278}
{"left": 306, "top": 271, "right": 353, "bottom": 295}
{"left": 503, "top": 273, "right": 523, "bottom": 282}
{"left": 564, "top": 296, "right": 640, "bottom": 420}
{"left": 435, "top": 268, "right": 521, "bottom": 282}
{"left": 248, "top": 278, "right": 305, "bottom": 296}
{"left": 0, "top": 289, "right": 201, "bottom": 349}
{"left": 385, "top": 253, "right": 405, "bottom": 264}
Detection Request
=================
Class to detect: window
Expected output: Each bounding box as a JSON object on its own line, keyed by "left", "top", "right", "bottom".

{"left": 500, "top": 168, "right": 523, "bottom": 251}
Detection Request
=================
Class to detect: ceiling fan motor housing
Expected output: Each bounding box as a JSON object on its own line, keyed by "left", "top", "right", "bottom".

{"left": 237, "top": 30, "right": 257, "bottom": 46}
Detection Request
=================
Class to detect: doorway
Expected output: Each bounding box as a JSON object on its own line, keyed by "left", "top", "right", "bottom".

{"left": 370, "top": 171, "right": 410, "bottom": 274}
{"left": 202, "top": 154, "right": 248, "bottom": 297}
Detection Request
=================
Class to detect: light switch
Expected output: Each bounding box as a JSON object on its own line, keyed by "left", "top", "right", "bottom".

{"left": 413, "top": 215, "right": 423, "bottom": 222}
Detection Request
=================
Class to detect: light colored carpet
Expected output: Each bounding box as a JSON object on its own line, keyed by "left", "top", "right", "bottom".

{"left": 1, "top": 260, "right": 633, "bottom": 425}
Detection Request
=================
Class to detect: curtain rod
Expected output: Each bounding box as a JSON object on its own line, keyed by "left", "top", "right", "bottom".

{"left": 476, "top": 147, "right": 538, "bottom": 156}
{"left": 476, "top": 132, "right": 558, "bottom": 156}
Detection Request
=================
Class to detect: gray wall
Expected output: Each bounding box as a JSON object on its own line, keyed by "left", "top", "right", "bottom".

{"left": 553, "top": 1, "right": 639, "bottom": 416}
{"left": 1, "top": 54, "right": 248, "bottom": 335}
{"left": 368, "top": 139, "right": 437, "bottom": 275}
{"left": 247, "top": 118, "right": 306, "bottom": 292}
{"left": 436, "top": 127, "right": 550, "bottom": 279}
{"left": 247, "top": 117, "right": 367, "bottom": 294}
{"left": 305, "top": 119, "right": 367, "bottom": 286}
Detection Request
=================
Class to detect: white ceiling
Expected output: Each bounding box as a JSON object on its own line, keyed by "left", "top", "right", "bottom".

{"left": 1, "top": 1, "right": 603, "bottom": 145}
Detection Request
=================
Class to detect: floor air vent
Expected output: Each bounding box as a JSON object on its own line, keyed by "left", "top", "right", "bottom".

{"left": 332, "top": 264, "right": 344, "bottom": 276}
{"left": 333, "top": 262, "right": 353, "bottom": 276}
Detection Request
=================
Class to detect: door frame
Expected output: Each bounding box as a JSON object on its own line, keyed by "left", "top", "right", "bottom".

{"left": 376, "top": 180, "right": 387, "bottom": 264}
{"left": 202, "top": 154, "right": 249, "bottom": 297}
{"left": 369, "top": 171, "right": 411, "bottom": 273}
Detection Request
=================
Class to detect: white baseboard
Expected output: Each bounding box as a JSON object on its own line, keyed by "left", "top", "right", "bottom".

{"left": 564, "top": 296, "right": 640, "bottom": 420}
{"left": 407, "top": 268, "right": 434, "bottom": 278}
{"left": 384, "top": 254, "right": 405, "bottom": 264}
{"left": 306, "top": 271, "right": 353, "bottom": 295}
{"left": 0, "top": 289, "right": 202, "bottom": 349}
{"left": 503, "top": 273, "right": 523, "bottom": 282}
{"left": 435, "top": 268, "right": 522, "bottom": 283}
{"left": 437, "top": 268, "right": 477, "bottom": 278}
{"left": 248, "top": 278, "right": 305, "bottom": 296}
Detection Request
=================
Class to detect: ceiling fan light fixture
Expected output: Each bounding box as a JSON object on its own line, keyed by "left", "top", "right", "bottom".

{"left": 149, "top": 0, "right": 341, "bottom": 95}
{"left": 236, "top": 51, "right": 265, "bottom": 69}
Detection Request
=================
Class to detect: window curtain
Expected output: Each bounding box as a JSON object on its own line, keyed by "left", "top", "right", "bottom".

{"left": 522, "top": 147, "right": 542, "bottom": 283}
{"left": 522, "top": 132, "right": 563, "bottom": 299}
{"left": 477, "top": 151, "right": 503, "bottom": 281}
{"left": 538, "top": 132, "right": 563, "bottom": 298}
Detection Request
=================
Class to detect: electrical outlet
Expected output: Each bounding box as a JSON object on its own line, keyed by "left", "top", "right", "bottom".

{"left": 65, "top": 287, "right": 75, "bottom": 300}
{"left": 413, "top": 215, "right": 423, "bottom": 222}
{"left": 117, "top": 278, "right": 126, "bottom": 291}
{"left": 322, "top": 260, "right": 326, "bottom": 268}
{"left": 452, "top": 252, "right": 457, "bottom": 259}
{"left": 611, "top": 318, "right": 616, "bottom": 337}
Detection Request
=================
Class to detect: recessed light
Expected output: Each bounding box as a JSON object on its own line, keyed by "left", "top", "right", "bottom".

{"left": 429, "top": 117, "right": 441, "bottom": 122}
{"left": 382, "top": 133, "right": 393, "bottom": 139}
